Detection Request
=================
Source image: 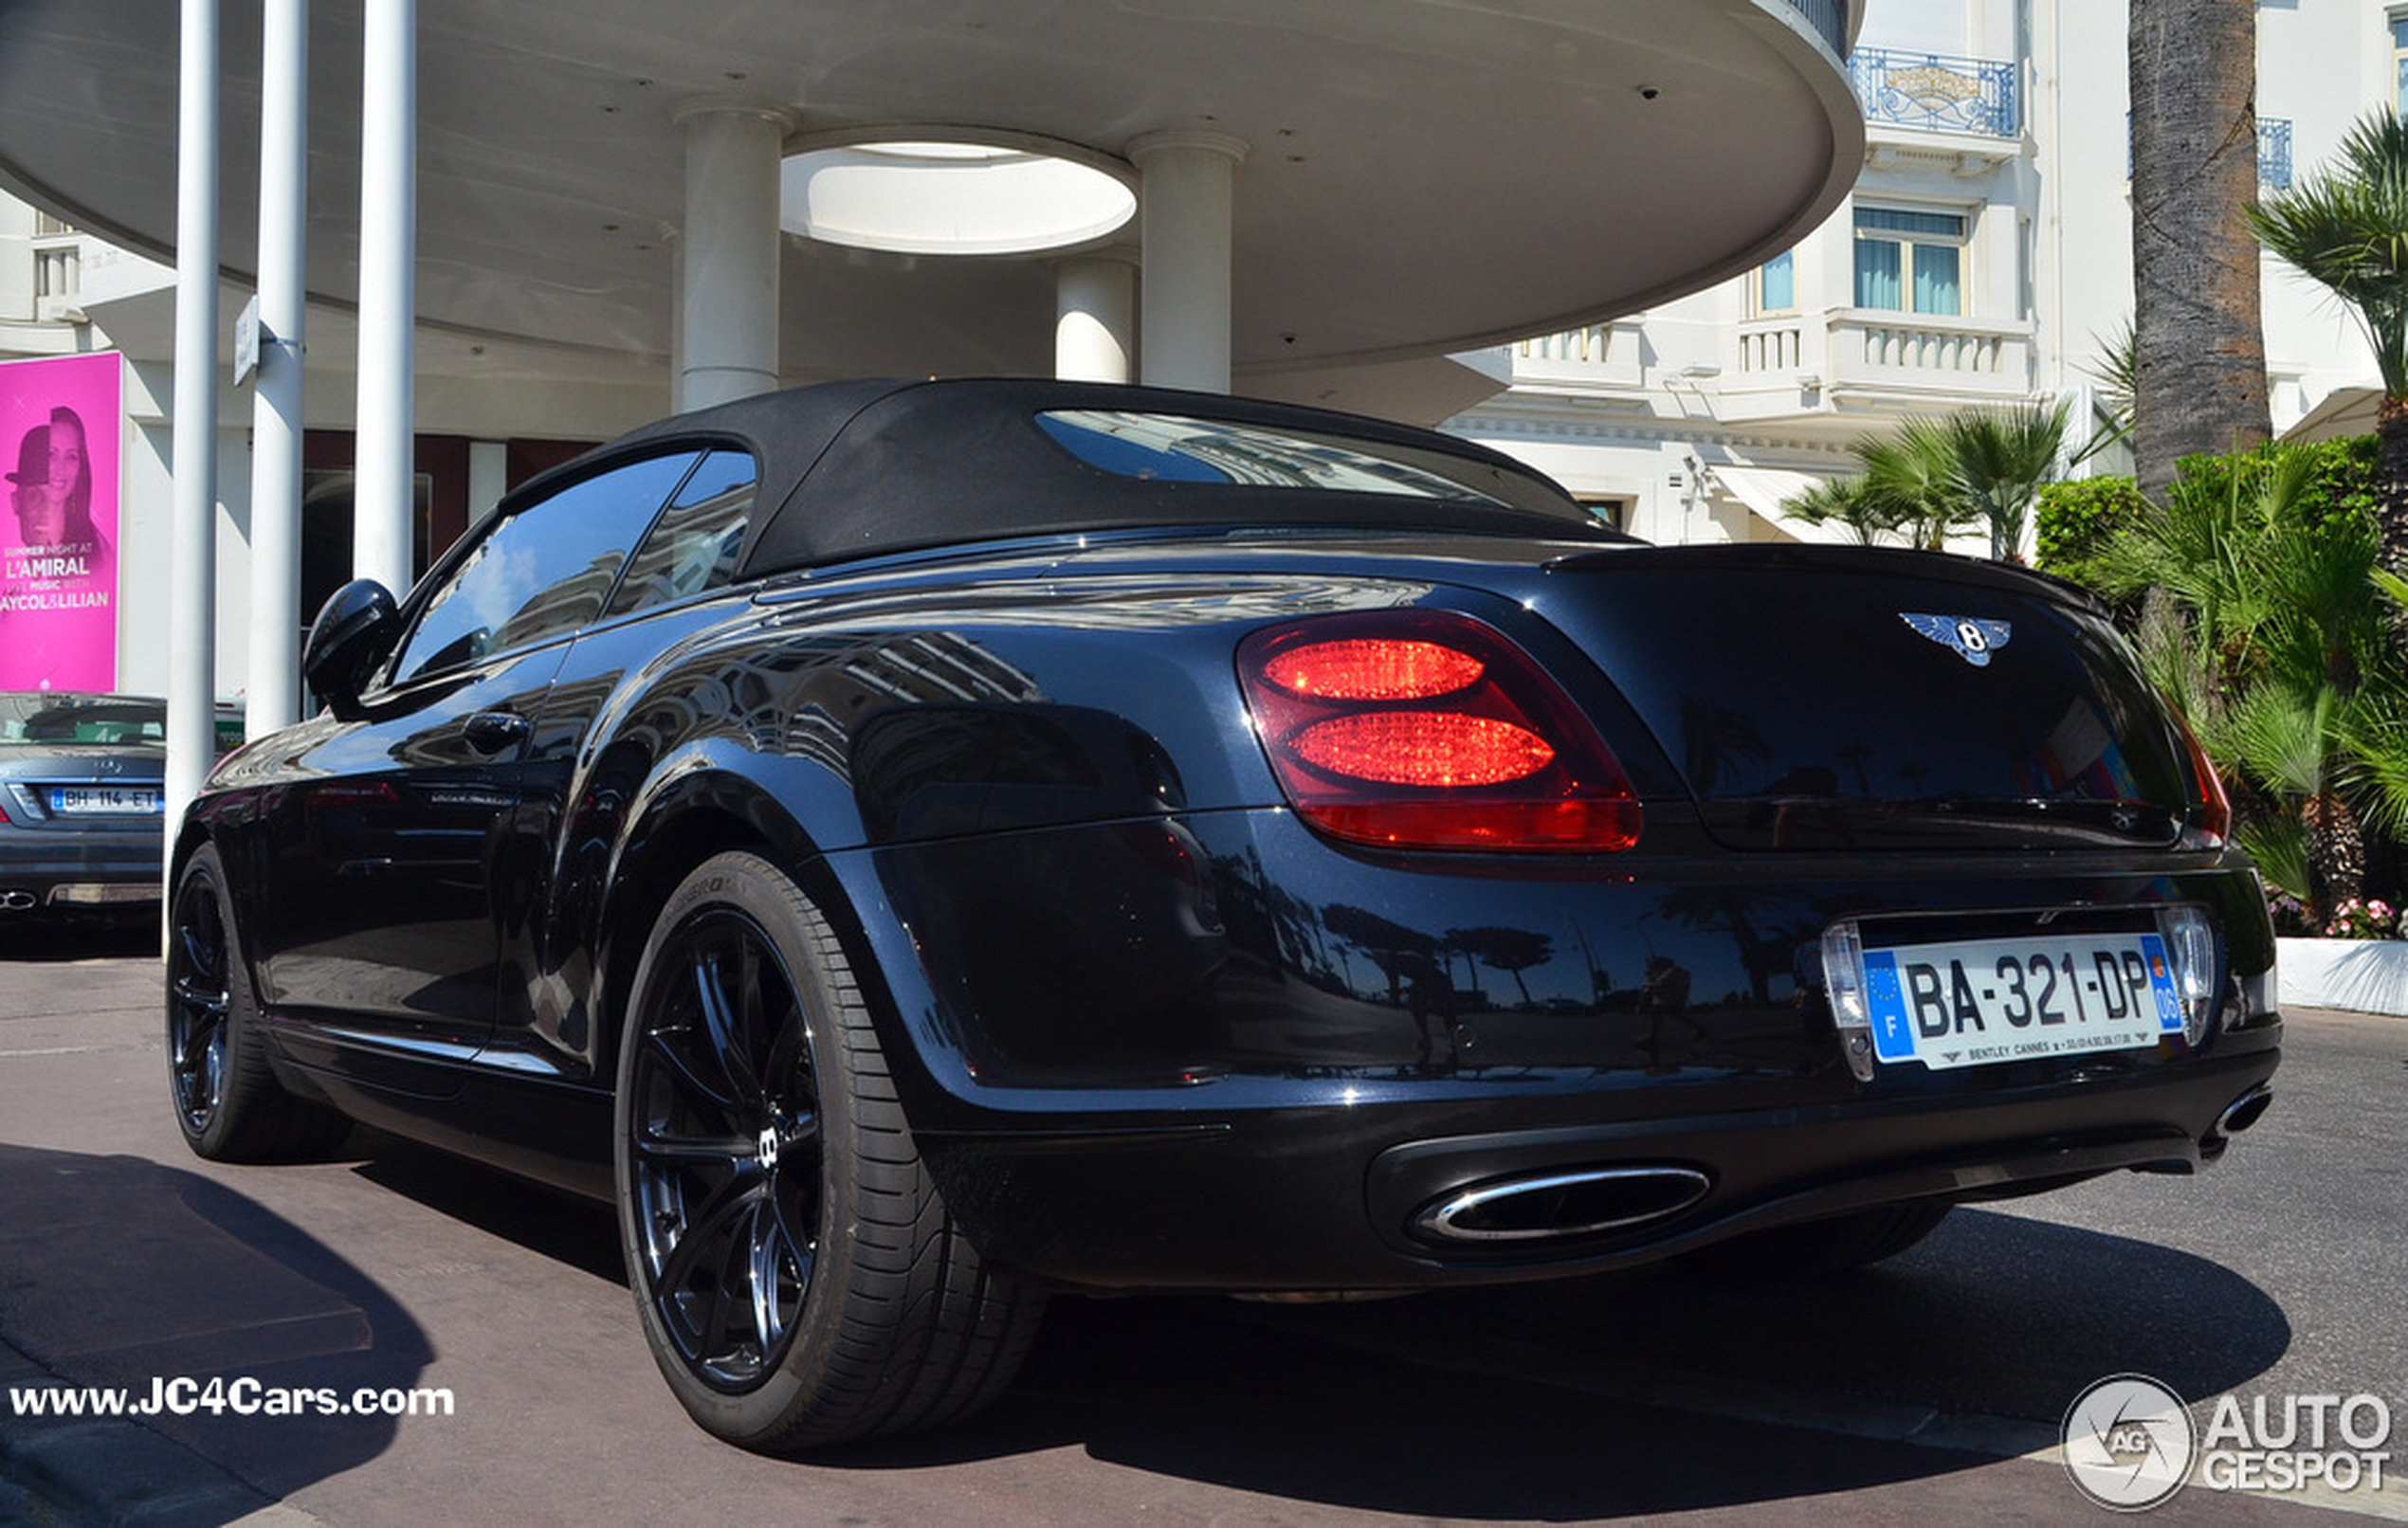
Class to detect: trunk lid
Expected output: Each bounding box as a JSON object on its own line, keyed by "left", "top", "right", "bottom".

{"left": 1533, "top": 544, "right": 2198, "bottom": 852}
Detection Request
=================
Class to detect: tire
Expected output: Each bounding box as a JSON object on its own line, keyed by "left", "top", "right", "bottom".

{"left": 166, "top": 844, "right": 349, "bottom": 1161}
{"left": 614, "top": 850, "right": 1045, "bottom": 1451}
{"left": 1677, "top": 1202, "right": 1953, "bottom": 1282}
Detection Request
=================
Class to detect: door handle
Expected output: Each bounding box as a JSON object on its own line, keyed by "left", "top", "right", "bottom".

{"left": 463, "top": 710, "right": 532, "bottom": 755}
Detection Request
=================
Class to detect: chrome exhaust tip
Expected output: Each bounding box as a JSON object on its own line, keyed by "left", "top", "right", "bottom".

{"left": 2216, "top": 1084, "right": 2273, "bottom": 1138}
{"left": 0, "top": 890, "right": 36, "bottom": 911}
{"left": 1412, "top": 1165, "right": 1711, "bottom": 1245}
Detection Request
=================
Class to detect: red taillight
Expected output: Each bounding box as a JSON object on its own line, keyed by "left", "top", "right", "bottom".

{"left": 1265, "top": 640, "right": 1486, "bottom": 701}
{"left": 2176, "top": 713, "right": 2232, "bottom": 846}
{"left": 1237, "top": 611, "right": 1640, "bottom": 852}
{"left": 1291, "top": 712, "right": 1555, "bottom": 787}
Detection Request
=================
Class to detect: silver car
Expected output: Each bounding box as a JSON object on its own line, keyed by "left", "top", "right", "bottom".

{"left": 0, "top": 693, "right": 201, "bottom": 917}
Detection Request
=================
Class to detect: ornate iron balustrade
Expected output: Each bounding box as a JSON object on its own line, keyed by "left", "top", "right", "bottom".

{"left": 1774, "top": 0, "right": 1851, "bottom": 60}
{"left": 1850, "top": 46, "right": 2019, "bottom": 137}
{"left": 2259, "top": 118, "right": 2292, "bottom": 191}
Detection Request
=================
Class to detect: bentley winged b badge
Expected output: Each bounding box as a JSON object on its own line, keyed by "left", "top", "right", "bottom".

{"left": 1901, "top": 611, "right": 2012, "bottom": 667}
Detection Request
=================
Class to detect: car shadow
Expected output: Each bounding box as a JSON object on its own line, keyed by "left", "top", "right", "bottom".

{"left": 0, "top": 1141, "right": 434, "bottom": 1520}
{"left": 343, "top": 1127, "right": 627, "bottom": 1284}
{"left": 0, "top": 919, "right": 155, "bottom": 963}
{"left": 229, "top": 1130, "right": 2294, "bottom": 1519}
{"left": 832, "top": 1207, "right": 2290, "bottom": 1518}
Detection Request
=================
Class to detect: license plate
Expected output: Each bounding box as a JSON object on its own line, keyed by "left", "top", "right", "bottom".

{"left": 1862, "top": 933, "right": 2185, "bottom": 1069}
{"left": 48, "top": 786, "right": 164, "bottom": 816}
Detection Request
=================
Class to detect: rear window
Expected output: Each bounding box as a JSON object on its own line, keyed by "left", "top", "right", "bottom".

{"left": 1036, "top": 409, "right": 1566, "bottom": 516}
{"left": 0, "top": 695, "right": 165, "bottom": 746}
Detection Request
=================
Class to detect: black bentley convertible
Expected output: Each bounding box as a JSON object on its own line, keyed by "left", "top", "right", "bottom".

{"left": 166, "top": 377, "right": 2280, "bottom": 1449}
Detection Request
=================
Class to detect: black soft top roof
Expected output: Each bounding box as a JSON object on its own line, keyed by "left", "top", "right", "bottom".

{"left": 554, "top": 377, "right": 1613, "bottom": 578}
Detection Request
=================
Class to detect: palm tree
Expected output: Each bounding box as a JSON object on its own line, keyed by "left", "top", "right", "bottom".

{"left": 2096, "top": 446, "right": 2392, "bottom": 921}
{"left": 1942, "top": 399, "right": 2073, "bottom": 562}
{"left": 1853, "top": 418, "right": 1980, "bottom": 552}
{"left": 1776, "top": 474, "right": 1904, "bottom": 546}
{"left": 2127, "top": 0, "right": 2271, "bottom": 500}
{"left": 2249, "top": 105, "right": 2408, "bottom": 671}
{"left": 1861, "top": 404, "right": 2077, "bottom": 560}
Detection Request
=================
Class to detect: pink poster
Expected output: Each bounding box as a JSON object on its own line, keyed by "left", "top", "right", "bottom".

{"left": 0, "top": 354, "right": 120, "bottom": 691}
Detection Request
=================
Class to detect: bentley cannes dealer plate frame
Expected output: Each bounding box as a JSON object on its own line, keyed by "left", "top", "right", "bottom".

{"left": 1862, "top": 932, "right": 2187, "bottom": 1069}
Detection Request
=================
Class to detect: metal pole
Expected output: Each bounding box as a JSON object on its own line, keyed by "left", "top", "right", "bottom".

{"left": 355, "top": 0, "right": 415, "bottom": 592}
{"left": 165, "top": 0, "right": 221, "bottom": 890}
{"left": 248, "top": 0, "right": 306, "bottom": 732}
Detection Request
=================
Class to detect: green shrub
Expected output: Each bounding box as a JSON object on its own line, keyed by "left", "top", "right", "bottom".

{"left": 2174, "top": 434, "right": 2378, "bottom": 534}
{"left": 2035, "top": 475, "right": 2147, "bottom": 591}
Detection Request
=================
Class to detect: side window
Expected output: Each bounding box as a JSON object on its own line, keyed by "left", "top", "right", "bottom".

{"left": 388, "top": 452, "right": 699, "bottom": 684}
{"left": 2395, "top": 14, "right": 2408, "bottom": 114}
{"left": 1755, "top": 249, "right": 1796, "bottom": 315}
{"left": 605, "top": 450, "right": 758, "bottom": 617}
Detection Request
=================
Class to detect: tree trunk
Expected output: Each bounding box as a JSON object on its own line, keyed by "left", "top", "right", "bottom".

{"left": 2302, "top": 790, "right": 2366, "bottom": 929}
{"left": 2129, "top": 0, "right": 2272, "bottom": 500}
{"left": 2380, "top": 395, "right": 2408, "bottom": 669}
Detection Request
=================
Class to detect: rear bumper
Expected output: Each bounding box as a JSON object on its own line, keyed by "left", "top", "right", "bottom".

{"left": 912, "top": 1041, "right": 2277, "bottom": 1292}
{"left": 827, "top": 806, "right": 2283, "bottom": 1293}
{"left": 0, "top": 834, "right": 164, "bottom": 911}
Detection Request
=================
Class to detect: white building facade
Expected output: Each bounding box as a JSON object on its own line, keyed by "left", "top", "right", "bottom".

{"left": 1449, "top": 0, "right": 2396, "bottom": 551}
{"left": 5, "top": 0, "right": 2399, "bottom": 694}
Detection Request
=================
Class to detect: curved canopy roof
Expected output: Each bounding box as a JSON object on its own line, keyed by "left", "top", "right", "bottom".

{"left": 0, "top": 0, "right": 1862, "bottom": 413}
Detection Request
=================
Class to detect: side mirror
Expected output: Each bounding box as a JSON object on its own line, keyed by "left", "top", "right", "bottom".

{"left": 302, "top": 578, "right": 400, "bottom": 718}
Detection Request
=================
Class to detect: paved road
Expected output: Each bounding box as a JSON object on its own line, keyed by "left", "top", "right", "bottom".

{"left": 0, "top": 923, "right": 2399, "bottom": 1526}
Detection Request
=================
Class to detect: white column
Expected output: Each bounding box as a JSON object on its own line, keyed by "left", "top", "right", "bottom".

{"left": 1130, "top": 131, "right": 1248, "bottom": 393}
{"left": 1056, "top": 252, "right": 1137, "bottom": 383}
{"left": 247, "top": 0, "right": 306, "bottom": 734}
{"left": 466, "top": 440, "right": 508, "bottom": 523}
{"left": 166, "top": 0, "right": 221, "bottom": 858}
{"left": 674, "top": 97, "right": 795, "bottom": 411}
{"left": 355, "top": 0, "right": 416, "bottom": 594}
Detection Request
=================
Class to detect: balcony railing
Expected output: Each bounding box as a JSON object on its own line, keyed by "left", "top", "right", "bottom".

{"left": 1730, "top": 310, "right": 2033, "bottom": 405}
{"left": 1774, "top": 0, "right": 1851, "bottom": 60}
{"left": 1851, "top": 46, "right": 2020, "bottom": 138}
{"left": 1511, "top": 320, "right": 1645, "bottom": 391}
{"left": 34, "top": 246, "right": 79, "bottom": 301}
{"left": 2259, "top": 118, "right": 2293, "bottom": 192}
{"left": 1509, "top": 308, "right": 2032, "bottom": 416}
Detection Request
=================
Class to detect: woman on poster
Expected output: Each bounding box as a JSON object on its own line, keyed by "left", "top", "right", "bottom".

{"left": 44, "top": 405, "right": 110, "bottom": 578}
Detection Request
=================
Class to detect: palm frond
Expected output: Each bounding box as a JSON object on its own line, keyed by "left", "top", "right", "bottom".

{"left": 2249, "top": 106, "right": 2408, "bottom": 398}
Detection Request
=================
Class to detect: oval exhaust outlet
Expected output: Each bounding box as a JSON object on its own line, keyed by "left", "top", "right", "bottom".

{"left": 1413, "top": 1165, "right": 1712, "bottom": 1245}
{"left": 2216, "top": 1085, "right": 2272, "bottom": 1137}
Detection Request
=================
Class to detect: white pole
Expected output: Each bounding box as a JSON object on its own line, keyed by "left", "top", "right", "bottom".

{"left": 355, "top": 0, "right": 415, "bottom": 593}
{"left": 248, "top": 0, "right": 306, "bottom": 732}
{"left": 1130, "top": 131, "right": 1247, "bottom": 393}
{"left": 674, "top": 97, "right": 794, "bottom": 411}
{"left": 166, "top": 0, "right": 221, "bottom": 874}
{"left": 1056, "top": 254, "right": 1136, "bottom": 383}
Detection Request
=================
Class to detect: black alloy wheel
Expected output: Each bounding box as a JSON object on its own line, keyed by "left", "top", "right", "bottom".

{"left": 166, "top": 856, "right": 233, "bottom": 1138}
{"left": 615, "top": 851, "right": 1044, "bottom": 1450}
{"left": 165, "top": 844, "right": 346, "bottom": 1160}
{"left": 624, "top": 901, "right": 823, "bottom": 1390}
